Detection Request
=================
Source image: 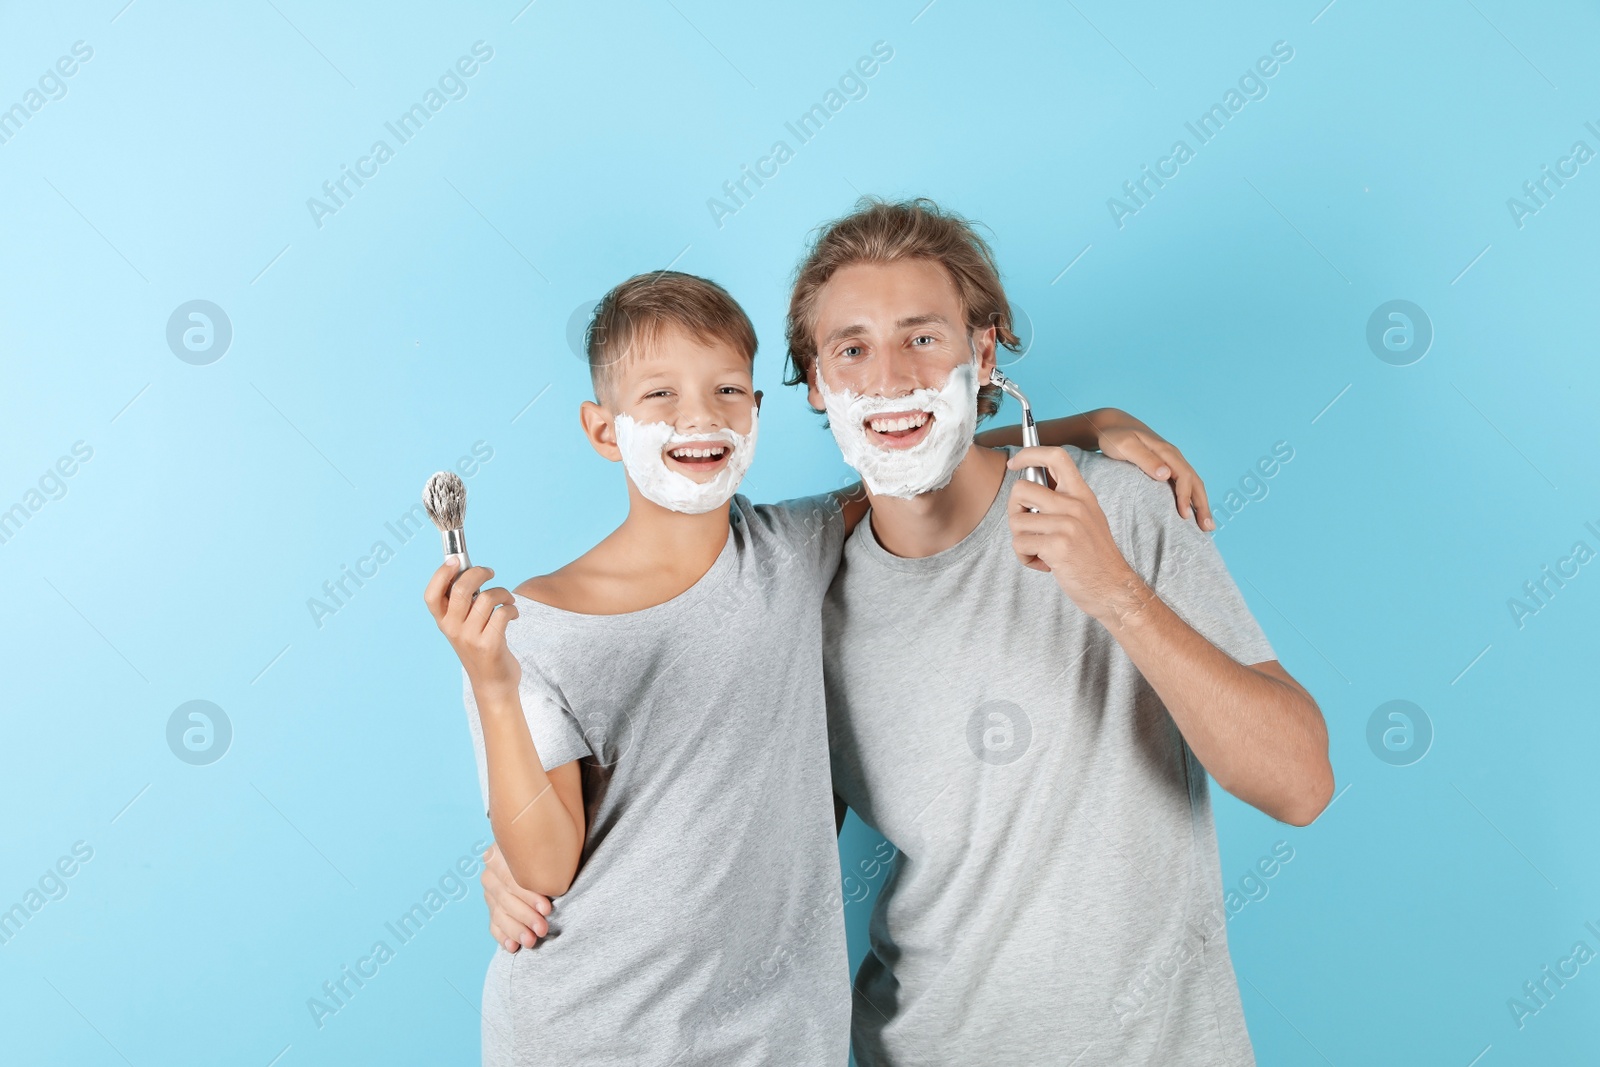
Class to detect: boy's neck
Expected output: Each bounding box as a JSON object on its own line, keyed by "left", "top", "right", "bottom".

{"left": 862, "top": 444, "right": 1008, "bottom": 559}
{"left": 615, "top": 491, "right": 732, "bottom": 569}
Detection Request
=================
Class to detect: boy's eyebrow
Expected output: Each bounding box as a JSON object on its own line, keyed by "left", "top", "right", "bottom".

{"left": 820, "top": 313, "right": 950, "bottom": 349}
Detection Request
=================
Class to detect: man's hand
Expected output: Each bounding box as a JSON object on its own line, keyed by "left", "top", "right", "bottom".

{"left": 1006, "top": 446, "right": 1155, "bottom": 625}
{"left": 482, "top": 843, "right": 553, "bottom": 952}
{"left": 423, "top": 561, "right": 521, "bottom": 699}
{"left": 1091, "top": 412, "right": 1214, "bottom": 532}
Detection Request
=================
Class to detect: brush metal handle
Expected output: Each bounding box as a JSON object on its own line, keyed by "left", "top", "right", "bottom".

{"left": 441, "top": 528, "right": 471, "bottom": 574}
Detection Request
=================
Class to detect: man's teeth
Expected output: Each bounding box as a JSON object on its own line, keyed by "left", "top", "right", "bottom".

{"left": 668, "top": 446, "right": 728, "bottom": 459}
{"left": 868, "top": 412, "right": 929, "bottom": 434}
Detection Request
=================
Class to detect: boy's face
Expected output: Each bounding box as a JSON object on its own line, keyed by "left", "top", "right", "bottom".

{"left": 586, "top": 324, "right": 758, "bottom": 484}
{"left": 804, "top": 258, "right": 994, "bottom": 453}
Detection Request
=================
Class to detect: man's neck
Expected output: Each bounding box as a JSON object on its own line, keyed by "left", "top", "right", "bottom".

{"left": 863, "top": 445, "right": 1009, "bottom": 559}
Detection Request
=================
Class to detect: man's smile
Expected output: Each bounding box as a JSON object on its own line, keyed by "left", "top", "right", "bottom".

{"left": 865, "top": 409, "right": 933, "bottom": 450}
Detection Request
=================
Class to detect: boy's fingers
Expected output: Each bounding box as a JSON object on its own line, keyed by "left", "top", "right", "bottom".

{"left": 467, "top": 586, "right": 515, "bottom": 631}
{"left": 1123, "top": 436, "right": 1172, "bottom": 482}
{"left": 485, "top": 601, "right": 519, "bottom": 641}
{"left": 446, "top": 566, "right": 493, "bottom": 621}
{"left": 423, "top": 560, "right": 461, "bottom": 619}
{"left": 1192, "top": 478, "right": 1215, "bottom": 531}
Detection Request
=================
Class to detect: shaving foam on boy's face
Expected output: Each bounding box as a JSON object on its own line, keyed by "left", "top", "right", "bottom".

{"left": 613, "top": 406, "right": 758, "bottom": 514}
{"left": 816, "top": 351, "right": 980, "bottom": 499}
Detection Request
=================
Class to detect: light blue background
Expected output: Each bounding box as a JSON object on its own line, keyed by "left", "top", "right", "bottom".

{"left": 3, "top": 1, "right": 1597, "bottom": 1064}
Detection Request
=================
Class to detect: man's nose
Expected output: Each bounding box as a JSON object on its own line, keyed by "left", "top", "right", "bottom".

{"left": 863, "top": 347, "right": 921, "bottom": 397}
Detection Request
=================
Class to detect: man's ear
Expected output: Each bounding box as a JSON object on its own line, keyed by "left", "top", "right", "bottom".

{"left": 977, "top": 324, "right": 999, "bottom": 380}
{"left": 805, "top": 365, "right": 825, "bottom": 413}
{"left": 580, "top": 400, "right": 622, "bottom": 462}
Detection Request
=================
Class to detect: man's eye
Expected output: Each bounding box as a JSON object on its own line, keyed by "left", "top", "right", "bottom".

{"left": 840, "top": 345, "right": 863, "bottom": 358}
{"left": 912, "top": 334, "right": 935, "bottom": 347}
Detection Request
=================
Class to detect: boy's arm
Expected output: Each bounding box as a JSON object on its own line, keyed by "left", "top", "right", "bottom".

{"left": 478, "top": 697, "right": 587, "bottom": 896}
{"left": 426, "top": 561, "right": 586, "bottom": 897}
{"left": 977, "top": 407, "right": 1215, "bottom": 531}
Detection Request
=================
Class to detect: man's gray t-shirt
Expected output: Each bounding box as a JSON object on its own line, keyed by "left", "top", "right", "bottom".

{"left": 823, "top": 446, "right": 1277, "bottom": 1067}
{"left": 461, "top": 494, "right": 851, "bottom": 1066}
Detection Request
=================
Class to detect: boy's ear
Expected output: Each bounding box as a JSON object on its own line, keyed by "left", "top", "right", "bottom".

{"left": 580, "top": 400, "right": 623, "bottom": 462}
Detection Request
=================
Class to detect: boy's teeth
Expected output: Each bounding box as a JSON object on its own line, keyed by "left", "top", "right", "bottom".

{"left": 669, "top": 446, "right": 727, "bottom": 459}
{"left": 868, "top": 412, "right": 929, "bottom": 433}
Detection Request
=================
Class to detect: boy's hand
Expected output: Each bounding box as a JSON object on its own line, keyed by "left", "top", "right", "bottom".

{"left": 1092, "top": 411, "right": 1214, "bottom": 532}
{"left": 424, "top": 561, "right": 521, "bottom": 698}
{"left": 482, "top": 842, "right": 552, "bottom": 951}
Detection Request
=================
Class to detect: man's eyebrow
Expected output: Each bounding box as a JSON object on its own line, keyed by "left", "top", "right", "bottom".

{"left": 821, "top": 313, "right": 951, "bottom": 349}
{"left": 820, "top": 323, "right": 867, "bottom": 349}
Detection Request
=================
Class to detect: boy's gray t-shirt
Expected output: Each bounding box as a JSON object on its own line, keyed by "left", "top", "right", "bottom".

{"left": 461, "top": 493, "right": 851, "bottom": 1066}
{"left": 823, "top": 446, "right": 1277, "bottom": 1067}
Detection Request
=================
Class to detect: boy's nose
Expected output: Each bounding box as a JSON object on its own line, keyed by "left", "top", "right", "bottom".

{"left": 672, "top": 396, "right": 721, "bottom": 432}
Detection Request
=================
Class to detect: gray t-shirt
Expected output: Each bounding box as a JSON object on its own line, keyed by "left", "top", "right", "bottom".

{"left": 462, "top": 493, "right": 852, "bottom": 1066}
{"left": 823, "top": 446, "right": 1276, "bottom": 1067}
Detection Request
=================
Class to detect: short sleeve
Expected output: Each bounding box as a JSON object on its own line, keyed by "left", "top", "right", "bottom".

{"left": 460, "top": 656, "right": 594, "bottom": 819}
{"left": 750, "top": 493, "right": 847, "bottom": 594}
{"left": 1114, "top": 464, "right": 1277, "bottom": 667}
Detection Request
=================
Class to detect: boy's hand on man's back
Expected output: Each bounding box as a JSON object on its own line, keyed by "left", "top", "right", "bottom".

{"left": 1091, "top": 411, "right": 1215, "bottom": 532}
{"left": 424, "top": 562, "right": 522, "bottom": 698}
{"left": 482, "top": 842, "right": 553, "bottom": 950}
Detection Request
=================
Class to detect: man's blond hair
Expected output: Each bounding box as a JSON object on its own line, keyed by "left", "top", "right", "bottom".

{"left": 784, "top": 197, "right": 1017, "bottom": 418}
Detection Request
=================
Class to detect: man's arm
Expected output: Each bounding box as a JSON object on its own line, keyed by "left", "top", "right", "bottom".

{"left": 1005, "top": 447, "right": 1333, "bottom": 826}
{"left": 980, "top": 407, "right": 1215, "bottom": 531}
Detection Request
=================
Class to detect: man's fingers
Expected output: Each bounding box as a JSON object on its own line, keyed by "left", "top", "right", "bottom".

{"left": 1008, "top": 445, "right": 1088, "bottom": 495}
{"left": 489, "top": 890, "right": 549, "bottom": 942}
{"left": 1009, "top": 478, "right": 1090, "bottom": 516}
{"left": 521, "top": 890, "right": 553, "bottom": 918}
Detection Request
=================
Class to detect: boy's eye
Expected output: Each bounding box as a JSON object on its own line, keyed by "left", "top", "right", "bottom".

{"left": 718, "top": 385, "right": 746, "bottom": 395}
{"left": 644, "top": 389, "right": 672, "bottom": 399}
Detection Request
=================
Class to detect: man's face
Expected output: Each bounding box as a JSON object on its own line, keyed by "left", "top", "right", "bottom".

{"left": 805, "top": 259, "right": 995, "bottom": 453}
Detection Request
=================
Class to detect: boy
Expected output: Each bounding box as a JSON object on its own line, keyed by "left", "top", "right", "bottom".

{"left": 427, "top": 270, "right": 1211, "bottom": 1064}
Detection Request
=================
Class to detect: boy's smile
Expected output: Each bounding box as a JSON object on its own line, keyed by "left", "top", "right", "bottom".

{"left": 663, "top": 438, "right": 733, "bottom": 480}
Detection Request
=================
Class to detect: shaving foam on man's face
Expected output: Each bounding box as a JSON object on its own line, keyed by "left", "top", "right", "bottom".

{"left": 817, "top": 356, "right": 979, "bottom": 498}
{"left": 613, "top": 406, "right": 758, "bottom": 514}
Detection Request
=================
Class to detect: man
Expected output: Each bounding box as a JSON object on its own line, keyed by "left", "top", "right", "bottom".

{"left": 785, "top": 197, "right": 1332, "bottom": 1065}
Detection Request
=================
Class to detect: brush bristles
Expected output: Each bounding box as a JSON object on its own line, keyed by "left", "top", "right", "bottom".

{"left": 423, "top": 471, "right": 466, "bottom": 531}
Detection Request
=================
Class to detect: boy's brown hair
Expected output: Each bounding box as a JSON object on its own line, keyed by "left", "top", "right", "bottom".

{"left": 585, "top": 271, "right": 758, "bottom": 397}
{"left": 784, "top": 197, "right": 1017, "bottom": 419}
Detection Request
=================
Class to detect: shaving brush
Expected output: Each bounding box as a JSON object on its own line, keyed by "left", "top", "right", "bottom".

{"left": 422, "top": 471, "right": 471, "bottom": 574}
